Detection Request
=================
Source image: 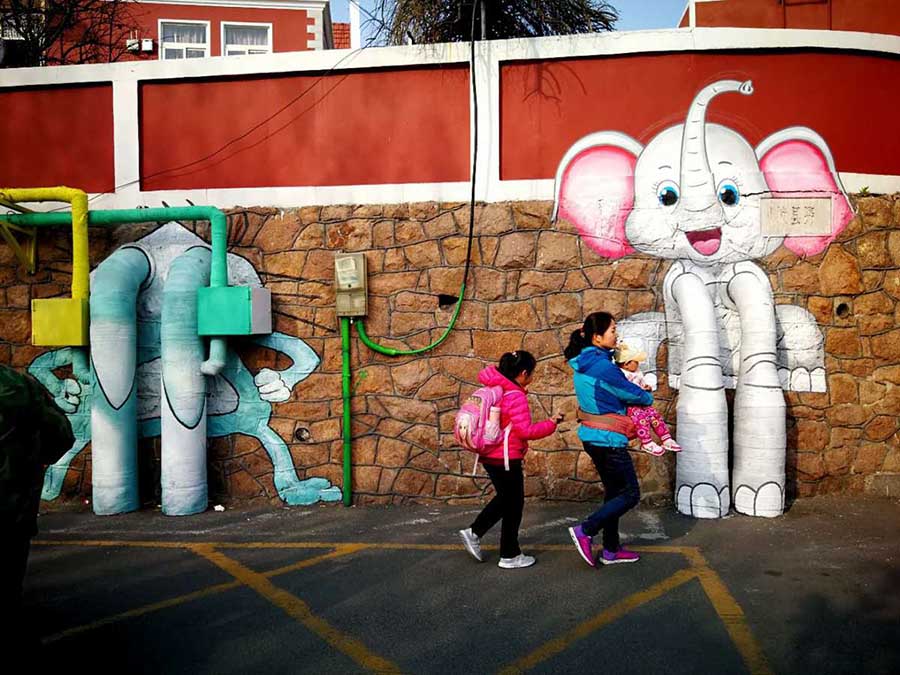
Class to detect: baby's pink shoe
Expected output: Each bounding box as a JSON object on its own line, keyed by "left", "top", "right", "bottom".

{"left": 640, "top": 441, "right": 665, "bottom": 457}
{"left": 662, "top": 438, "right": 682, "bottom": 453}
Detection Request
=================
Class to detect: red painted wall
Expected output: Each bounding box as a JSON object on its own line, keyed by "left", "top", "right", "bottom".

{"left": 679, "top": 0, "right": 900, "bottom": 35}
{"left": 0, "top": 84, "right": 114, "bottom": 192}
{"left": 140, "top": 66, "right": 470, "bottom": 190}
{"left": 500, "top": 51, "right": 900, "bottom": 180}
{"left": 121, "top": 2, "right": 314, "bottom": 61}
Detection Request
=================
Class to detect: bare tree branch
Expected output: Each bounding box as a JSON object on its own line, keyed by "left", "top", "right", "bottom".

{"left": 365, "top": 0, "right": 618, "bottom": 46}
{"left": 1, "top": 0, "right": 140, "bottom": 67}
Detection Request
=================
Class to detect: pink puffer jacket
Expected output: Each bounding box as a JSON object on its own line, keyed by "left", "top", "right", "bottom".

{"left": 477, "top": 366, "right": 557, "bottom": 463}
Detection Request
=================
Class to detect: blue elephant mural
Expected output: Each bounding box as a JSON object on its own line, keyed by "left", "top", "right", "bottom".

{"left": 30, "top": 221, "right": 340, "bottom": 513}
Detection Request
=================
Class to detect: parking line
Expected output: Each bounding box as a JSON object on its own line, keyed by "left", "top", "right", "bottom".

{"left": 41, "top": 545, "right": 361, "bottom": 644}
{"left": 686, "top": 552, "right": 773, "bottom": 675}
{"left": 190, "top": 544, "right": 401, "bottom": 674}
{"left": 34, "top": 539, "right": 770, "bottom": 675}
{"left": 43, "top": 579, "right": 242, "bottom": 644}
{"left": 497, "top": 568, "right": 698, "bottom": 675}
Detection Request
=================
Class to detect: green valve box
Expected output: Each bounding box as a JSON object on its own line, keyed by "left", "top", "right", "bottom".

{"left": 31, "top": 297, "right": 89, "bottom": 346}
{"left": 197, "top": 286, "right": 272, "bottom": 336}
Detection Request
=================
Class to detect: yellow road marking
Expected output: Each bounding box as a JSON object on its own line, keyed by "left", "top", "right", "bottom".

{"left": 688, "top": 552, "right": 774, "bottom": 675}
{"left": 34, "top": 539, "right": 769, "bottom": 675}
{"left": 189, "top": 544, "right": 401, "bottom": 674}
{"left": 498, "top": 568, "right": 698, "bottom": 675}
{"left": 42, "top": 545, "right": 361, "bottom": 644}
{"left": 44, "top": 580, "right": 242, "bottom": 644}
{"left": 33, "top": 539, "right": 696, "bottom": 554}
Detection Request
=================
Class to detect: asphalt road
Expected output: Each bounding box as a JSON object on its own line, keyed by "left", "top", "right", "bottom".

{"left": 22, "top": 494, "right": 900, "bottom": 674}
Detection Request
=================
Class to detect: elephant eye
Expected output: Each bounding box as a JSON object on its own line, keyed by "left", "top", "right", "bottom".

{"left": 656, "top": 181, "right": 679, "bottom": 207}
{"left": 717, "top": 180, "right": 740, "bottom": 206}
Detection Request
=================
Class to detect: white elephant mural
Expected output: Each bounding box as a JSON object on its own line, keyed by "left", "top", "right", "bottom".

{"left": 553, "top": 79, "right": 854, "bottom": 519}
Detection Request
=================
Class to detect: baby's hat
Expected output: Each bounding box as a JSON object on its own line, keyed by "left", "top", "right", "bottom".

{"left": 614, "top": 342, "right": 647, "bottom": 364}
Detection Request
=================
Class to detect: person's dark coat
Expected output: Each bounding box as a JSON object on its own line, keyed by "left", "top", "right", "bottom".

{"left": 0, "top": 364, "right": 74, "bottom": 537}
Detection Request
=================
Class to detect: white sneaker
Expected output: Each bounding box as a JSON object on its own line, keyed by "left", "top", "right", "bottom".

{"left": 498, "top": 553, "right": 536, "bottom": 569}
{"left": 662, "top": 438, "right": 682, "bottom": 453}
{"left": 639, "top": 441, "right": 665, "bottom": 457}
{"left": 459, "top": 528, "right": 483, "bottom": 562}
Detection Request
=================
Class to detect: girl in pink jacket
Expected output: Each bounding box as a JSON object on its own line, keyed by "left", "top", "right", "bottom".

{"left": 459, "top": 351, "right": 562, "bottom": 569}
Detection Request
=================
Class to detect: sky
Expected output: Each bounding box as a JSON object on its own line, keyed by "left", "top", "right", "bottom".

{"left": 330, "top": 1, "right": 689, "bottom": 41}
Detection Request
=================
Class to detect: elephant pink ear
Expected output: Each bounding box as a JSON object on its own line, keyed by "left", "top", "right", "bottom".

{"left": 552, "top": 132, "right": 641, "bottom": 259}
{"left": 756, "top": 128, "right": 853, "bottom": 257}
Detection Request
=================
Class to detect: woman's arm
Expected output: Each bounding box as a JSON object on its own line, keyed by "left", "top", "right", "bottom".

{"left": 598, "top": 366, "right": 654, "bottom": 407}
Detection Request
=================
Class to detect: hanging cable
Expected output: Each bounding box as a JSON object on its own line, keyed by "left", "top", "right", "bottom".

{"left": 355, "top": 0, "right": 481, "bottom": 356}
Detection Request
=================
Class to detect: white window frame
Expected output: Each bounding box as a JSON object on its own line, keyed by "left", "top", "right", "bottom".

{"left": 158, "top": 19, "right": 211, "bottom": 60}
{"left": 221, "top": 21, "right": 273, "bottom": 57}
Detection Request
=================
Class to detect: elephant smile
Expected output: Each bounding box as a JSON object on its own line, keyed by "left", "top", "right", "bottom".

{"left": 684, "top": 227, "right": 722, "bottom": 256}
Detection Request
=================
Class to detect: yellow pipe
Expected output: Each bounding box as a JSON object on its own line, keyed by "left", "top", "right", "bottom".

{"left": 0, "top": 187, "right": 90, "bottom": 300}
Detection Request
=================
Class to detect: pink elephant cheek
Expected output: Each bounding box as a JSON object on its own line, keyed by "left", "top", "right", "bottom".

{"left": 557, "top": 145, "right": 638, "bottom": 260}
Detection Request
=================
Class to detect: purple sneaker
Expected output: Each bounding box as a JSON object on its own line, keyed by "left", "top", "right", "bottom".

{"left": 568, "top": 525, "right": 595, "bottom": 567}
{"left": 600, "top": 547, "right": 641, "bottom": 565}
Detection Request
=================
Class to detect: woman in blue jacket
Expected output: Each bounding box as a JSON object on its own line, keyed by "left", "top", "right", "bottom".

{"left": 564, "top": 312, "right": 653, "bottom": 568}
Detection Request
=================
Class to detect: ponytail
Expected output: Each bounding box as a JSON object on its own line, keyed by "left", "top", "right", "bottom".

{"left": 564, "top": 311, "right": 615, "bottom": 360}
{"left": 563, "top": 328, "right": 589, "bottom": 360}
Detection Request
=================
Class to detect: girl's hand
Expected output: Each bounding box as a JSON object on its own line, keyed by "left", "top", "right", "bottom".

{"left": 641, "top": 383, "right": 652, "bottom": 391}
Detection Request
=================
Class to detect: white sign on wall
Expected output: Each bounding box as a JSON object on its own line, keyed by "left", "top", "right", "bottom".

{"left": 761, "top": 197, "right": 832, "bottom": 236}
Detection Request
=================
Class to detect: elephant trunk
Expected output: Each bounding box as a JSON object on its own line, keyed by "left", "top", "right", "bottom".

{"left": 161, "top": 247, "right": 211, "bottom": 516}
{"left": 678, "top": 79, "right": 753, "bottom": 224}
{"left": 90, "top": 246, "right": 152, "bottom": 516}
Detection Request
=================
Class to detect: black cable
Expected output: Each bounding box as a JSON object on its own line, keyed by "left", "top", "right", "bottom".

{"left": 66, "top": 16, "right": 391, "bottom": 210}
{"left": 462, "top": 0, "right": 480, "bottom": 294}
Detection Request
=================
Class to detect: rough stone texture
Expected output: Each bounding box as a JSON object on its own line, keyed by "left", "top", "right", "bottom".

{"left": 7, "top": 195, "right": 900, "bottom": 508}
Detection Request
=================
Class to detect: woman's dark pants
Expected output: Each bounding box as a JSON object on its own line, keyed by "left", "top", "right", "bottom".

{"left": 580, "top": 443, "right": 640, "bottom": 552}
{"left": 470, "top": 460, "right": 524, "bottom": 559}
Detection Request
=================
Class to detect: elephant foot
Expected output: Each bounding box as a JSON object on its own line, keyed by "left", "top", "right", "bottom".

{"left": 733, "top": 482, "right": 784, "bottom": 518}
{"left": 41, "top": 464, "right": 68, "bottom": 501}
{"left": 275, "top": 475, "right": 342, "bottom": 505}
{"left": 676, "top": 483, "right": 730, "bottom": 519}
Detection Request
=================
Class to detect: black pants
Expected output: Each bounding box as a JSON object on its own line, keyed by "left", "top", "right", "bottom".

{"left": 470, "top": 460, "right": 524, "bottom": 558}
{"left": 580, "top": 443, "right": 640, "bottom": 551}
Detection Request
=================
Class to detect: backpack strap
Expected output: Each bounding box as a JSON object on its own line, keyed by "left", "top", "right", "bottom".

{"left": 501, "top": 389, "right": 516, "bottom": 471}
{"left": 502, "top": 424, "right": 511, "bottom": 471}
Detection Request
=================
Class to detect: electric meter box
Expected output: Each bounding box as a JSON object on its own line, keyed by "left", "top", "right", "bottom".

{"left": 334, "top": 252, "right": 367, "bottom": 317}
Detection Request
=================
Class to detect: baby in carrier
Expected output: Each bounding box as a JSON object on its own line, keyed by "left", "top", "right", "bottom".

{"left": 614, "top": 343, "right": 681, "bottom": 457}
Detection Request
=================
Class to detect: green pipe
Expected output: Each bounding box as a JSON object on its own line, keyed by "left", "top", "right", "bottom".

{"left": 355, "top": 282, "right": 467, "bottom": 356}
{"left": 340, "top": 316, "right": 352, "bottom": 507}
{"left": 5, "top": 207, "right": 228, "bottom": 288}
{"left": 6, "top": 207, "right": 230, "bottom": 375}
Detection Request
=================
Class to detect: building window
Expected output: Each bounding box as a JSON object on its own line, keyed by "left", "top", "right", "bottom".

{"left": 222, "top": 23, "right": 272, "bottom": 56}
{"left": 159, "top": 20, "right": 209, "bottom": 60}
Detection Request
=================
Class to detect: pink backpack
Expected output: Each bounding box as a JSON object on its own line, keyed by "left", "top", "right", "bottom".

{"left": 454, "top": 385, "right": 513, "bottom": 472}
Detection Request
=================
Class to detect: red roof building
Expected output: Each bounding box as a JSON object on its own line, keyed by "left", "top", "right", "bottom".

{"left": 678, "top": 0, "right": 900, "bottom": 37}
{"left": 2, "top": 0, "right": 339, "bottom": 67}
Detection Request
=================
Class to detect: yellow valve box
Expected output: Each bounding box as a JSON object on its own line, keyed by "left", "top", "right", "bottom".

{"left": 31, "top": 297, "right": 89, "bottom": 346}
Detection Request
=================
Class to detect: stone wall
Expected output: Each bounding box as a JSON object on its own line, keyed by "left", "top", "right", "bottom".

{"left": 1, "top": 194, "right": 898, "bottom": 506}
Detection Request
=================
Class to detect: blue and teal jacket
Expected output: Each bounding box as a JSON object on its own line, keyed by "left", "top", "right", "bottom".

{"left": 569, "top": 346, "right": 653, "bottom": 447}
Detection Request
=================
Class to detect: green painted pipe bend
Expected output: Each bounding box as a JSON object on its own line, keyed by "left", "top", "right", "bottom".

{"left": 5, "top": 207, "right": 228, "bottom": 287}
{"left": 5, "top": 207, "right": 229, "bottom": 374}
